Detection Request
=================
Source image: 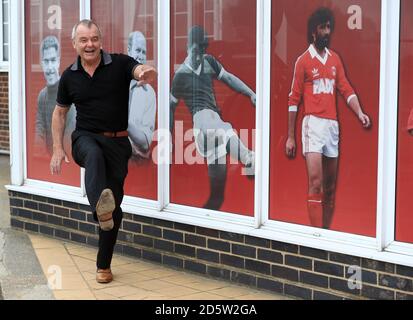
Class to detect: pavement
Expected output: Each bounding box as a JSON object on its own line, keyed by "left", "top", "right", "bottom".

{"left": 0, "top": 154, "right": 291, "bottom": 300}
{"left": 1, "top": 155, "right": 54, "bottom": 300}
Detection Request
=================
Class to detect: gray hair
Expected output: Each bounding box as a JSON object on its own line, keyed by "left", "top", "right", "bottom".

{"left": 128, "top": 31, "right": 146, "bottom": 51}
{"left": 71, "top": 19, "right": 102, "bottom": 41}
{"left": 40, "top": 35, "right": 60, "bottom": 59}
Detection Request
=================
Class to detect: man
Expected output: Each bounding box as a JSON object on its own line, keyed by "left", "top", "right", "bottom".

{"left": 35, "top": 35, "right": 76, "bottom": 155}
{"left": 170, "top": 26, "right": 256, "bottom": 210}
{"left": 50, "top": 20, "right": 156, "bottom": 283}
{"left": 285, "top": 8, "right": 371, "bottom": 229}
{"left": 127, "top": 31, "right": 156, "bottom": 160}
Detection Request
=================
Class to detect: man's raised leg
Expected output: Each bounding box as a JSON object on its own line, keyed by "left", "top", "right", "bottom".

{"left": 96, "top": 136, "right": 131, "bottom": 270}
{"left": 226, "top": 134, "right": 255, "bottom": 178}
{"left": 72, "top": 134, "right": 108, "bottom": 217}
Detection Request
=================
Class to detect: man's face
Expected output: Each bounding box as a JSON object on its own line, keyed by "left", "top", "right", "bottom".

{"left": 72, "top": 24, "right": 102, "bottom": 65}
{"left": 314, "top": 21, "right": 331, "bottom": 50}
{"left": 187, "top": 43, "right": 206, "bottom": 69}
{"left": 128, "top": 36, "right": 147, "bottom": 64}
{"left": 41, "top": 47, "right": 60, "bottom": 86}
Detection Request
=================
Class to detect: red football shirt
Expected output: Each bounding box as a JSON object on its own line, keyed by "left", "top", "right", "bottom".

{"left": 288, "top": 45, "right": 356, "bottom": 120}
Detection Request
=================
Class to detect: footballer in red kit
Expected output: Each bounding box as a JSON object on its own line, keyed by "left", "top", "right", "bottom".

{"left": 285, "top": 7, "right": 371, "bottom": 229}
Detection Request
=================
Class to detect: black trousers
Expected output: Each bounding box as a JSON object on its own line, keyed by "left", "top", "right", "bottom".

{"left": 71, "top": 130, "right": 132, "bottom": 269}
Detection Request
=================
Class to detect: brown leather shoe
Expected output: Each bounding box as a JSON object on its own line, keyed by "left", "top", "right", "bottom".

{"left": 96, "top": 268, "right": 113, "bottom": 284}
{"left": 96, "top": 189, "right": 115, "bottom": 231}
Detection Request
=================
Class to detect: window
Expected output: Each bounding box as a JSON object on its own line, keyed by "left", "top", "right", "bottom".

{"left": 0, "top": 0, "right": 9, "bottom": 70}
{"left": 25, "top": 0, "right": 80, "bottom": 186}
{"left": 269, "top": 0, "right": 381, "bottom": 236}
{"left": 169, "top": 0, "right": 257, "bottom": 216}
{"left": 396, "top": 0, "right": 413, "bottom": 244}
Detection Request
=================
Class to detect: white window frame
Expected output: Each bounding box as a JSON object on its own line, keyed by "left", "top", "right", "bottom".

{"left": 0, "top": 0, "right": 9, "bottom": 71}
{"left": 7, "top": 0, "right": 413, "bottom": 268}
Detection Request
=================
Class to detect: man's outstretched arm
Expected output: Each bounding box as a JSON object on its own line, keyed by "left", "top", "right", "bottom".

{"left": 50, "top": 106, "right": 70, "bottom": 175}
{"left": 133, "top": 64, "right": 157, "bottom": 86}
{"left": 219, "top": 70, "right": 256, "bottom": 106}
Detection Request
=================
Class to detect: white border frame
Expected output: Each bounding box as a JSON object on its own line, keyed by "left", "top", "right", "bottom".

{"left": 21, "top": 0, "right": 83, "bottom": 196}
{"left": 376, "top": 0, "right": 400, "bottom": 251}
{"left": 163, "top": 0, "right": 258, "bottom": 225}
{"left": 259, "top": 0, "right": 272, "bottom": 229}
{"left": 9, "top": 0, "right": 24, "bottom": 186}
{"left": 254, "top": 0, "right": 266, "bottom": 229}
{"left": 158, "top": 0, "right": 170, "bottom": 211}
{"left": 7, "top": 0, "right": 413, "bottom": 269}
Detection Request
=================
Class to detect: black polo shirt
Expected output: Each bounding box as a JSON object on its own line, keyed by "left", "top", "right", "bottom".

{"left": 57, "top": 50, "right": 140, "bottom": 133}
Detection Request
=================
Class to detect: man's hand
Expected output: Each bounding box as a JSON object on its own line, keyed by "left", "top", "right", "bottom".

{"left": 250, "top": 93, "right": 256, "bottom": 107}
{"left": 359, "top": 112, "right": 371, "bottom": 129}
{"left": 50, "top": 148, "right": 69, "bottom": 175}
{"left": 135, "top": 65, "right": 157, "bottom": 86}
{"left": 286, "top": 137, "right": 296, "bottom": 158}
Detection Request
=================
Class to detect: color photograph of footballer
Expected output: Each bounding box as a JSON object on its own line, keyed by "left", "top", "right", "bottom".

{"left": 127, "top": 31, "right": 156, "bottom": 161}
{"left": 35, "top": 35, "right": 76, "bottom": 156}
{"left": 170, "top": 25, "right": 256, "bottom": 211}
{"left": 285, "top": 7, "right": 371, "bottom": 229}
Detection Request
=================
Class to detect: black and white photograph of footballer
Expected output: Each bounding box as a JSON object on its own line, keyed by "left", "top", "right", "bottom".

{"left": 127, "top": 31, "right": 157, "bottom": 161}
{"left": 35, "top": 35, "right": 76, "bottom": 155}
{"left": 170, "top": 26, "right": 256, "bottom": 211}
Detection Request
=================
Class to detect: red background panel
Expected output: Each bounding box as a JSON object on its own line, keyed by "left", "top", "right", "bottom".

{"left": 25, "top": 0, "right": 80, "bottom": 186}
{"left": 92, "top": 0, "right": 158, "bottom": 200}
{"left": 396, "top": 0, "right": 413, "bottom": 244}
{"left": 170, "top": 0, "right": 256, "bottom": 216}
{"left": 269, "top": 0, "right": 381, "bottom": 236}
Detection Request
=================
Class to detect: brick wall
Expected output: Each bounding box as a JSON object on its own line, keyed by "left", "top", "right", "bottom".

{"left": 0, "top": 72, "right": 9, "bottom": 152}
{"left": 8, "top": 190, "right": 413, "bottom": 300}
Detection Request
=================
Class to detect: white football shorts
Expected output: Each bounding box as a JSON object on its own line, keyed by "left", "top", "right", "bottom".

{"left": 193, "top": 109, "right": 236, "bottom": 164}
{"left": 302, "top": 115, "right": 339, "bottom": 158}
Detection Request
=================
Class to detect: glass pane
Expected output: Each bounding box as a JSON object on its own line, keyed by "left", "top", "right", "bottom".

{"left": 269, "top": 0, "right": 381, "bottom": 236}
{"left": 92, "top": 0, "right": 158, "bottom": 200}
{"left": 25, "top": 0, "right": 80, "bottom": 186}
{"left": 170, "top": 0, "right": 257, "bottom": 216}
{"left": 396, "top": 0, "right": 413, "bottom": 244}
